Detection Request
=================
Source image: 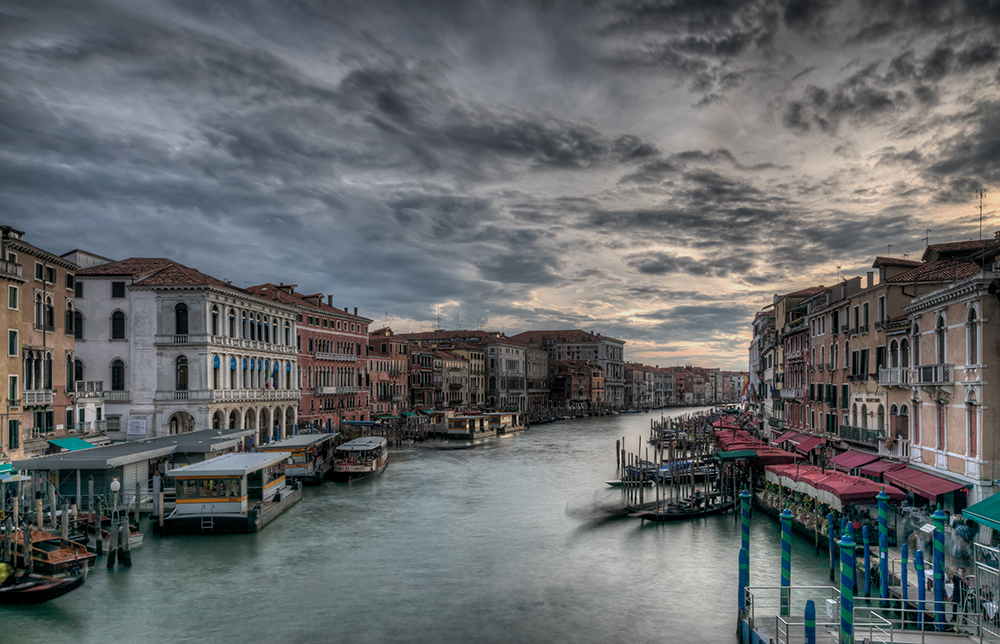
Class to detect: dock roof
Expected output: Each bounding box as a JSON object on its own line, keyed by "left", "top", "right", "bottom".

{"left": 335, "top": 436, "right": 386, "bottom": 452}
{"left": 257, "top": 433, "right": 339, "bottom": 449}
{"left": 167, "top": 451, "right": 291, "bottom": 477}
{"left": 13, "top": 429, "right": 253, "bottom": 471}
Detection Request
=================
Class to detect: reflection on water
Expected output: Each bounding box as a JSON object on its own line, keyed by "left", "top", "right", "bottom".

{"left": 3, "top": 409, "right": 835, "bottom": 644}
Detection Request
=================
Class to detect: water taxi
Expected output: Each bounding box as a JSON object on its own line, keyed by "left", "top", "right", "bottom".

{"left": 331, "top": 436, "right": 388, "bottom": 482}
{"left": 10, "top": 528, "right": 97, "bottom": 574}
{"left": 159, "top": 452, "right": 301, "bottom": 534}
{"left": 255, "top": 433, "right": 339, "bottom": 484}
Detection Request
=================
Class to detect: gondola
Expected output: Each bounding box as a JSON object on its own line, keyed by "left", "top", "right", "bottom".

{"left": 0, "top": 563, "right": 87, "bottom": 605}
{"left": 628, "top": 499, "right": 735, "bottom": 522}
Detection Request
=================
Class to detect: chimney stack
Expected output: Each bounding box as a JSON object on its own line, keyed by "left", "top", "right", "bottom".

{"left": 354, "top": 307, "right": 358, "bottom": 316}
{"left": 327, "top": 295, "right": 332, "bottom": 306}
{"left": 866, "top": 271, "right": 874, "bottom": 288}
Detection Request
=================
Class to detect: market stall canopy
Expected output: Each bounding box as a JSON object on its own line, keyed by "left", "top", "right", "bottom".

{"left": 48, "top": 437, "right": 97, "bottom": 452}
{"left": 773, "top": 431, "right": 801, "bottom": 445}
{"left": 715, "top": 449, "right": 758, "bottom": 462}
{"left": 792, "top": 435, "right": 824, "bottom": 455}
{"left": 884, "top": 466, "right": 966, "bottom": 500}
{"left": 713, "top": 430, "right": 800, "bottom": 465}
{"left": 711, "top": 417, "right": 739, "bottom": 430}
{"left": 963, "top": 494, "right": 1000, "bottom": 533}
{"left": 858, "top": 459, "right": 906, "bottom": 479}
{"left": 765, "top": 463, "right": 906, "bottom": 510}
{"left": 829, "top": 449, "right": 880, "bottom": 473}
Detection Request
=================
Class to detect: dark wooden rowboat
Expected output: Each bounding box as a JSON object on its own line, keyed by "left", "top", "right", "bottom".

{"left": 628, "top": 500, "right": 735, "bottom": 522}
{"left": 0, "top": 566, "right": 87, "bottom": 605}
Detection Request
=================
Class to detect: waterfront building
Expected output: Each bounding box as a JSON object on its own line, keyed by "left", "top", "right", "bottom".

{"left": 902, "top": 237, "right": 1000, "bottom": 506}
{"left": 0, "top": 229, "right": 27, "bottom": 464}
{"left": 246, "top": 285, "right": 370, "bottom": 432}
{"left": 449, "top": 342, "right": 487, "bottom": 407}
{"left": 548, "top": 360, "right": 591, "bottom": 409}
{"left": 409, "top": 345, "right": 434, "bottom": 410}
{"left": 524, "top": 346, "right": 549, "bottom": 413}
{"left": 771, "top": 286, "right": 824, "bottom": 437}
{"left": 509, "top": 330, "right": 625, "bottom": 408}
{"left": 368, "top": 328, "right": 409, "bottom": 418}
{"left": 73, "top": 257, "right": 299, "bottom": 444}
{"left": 436, "top": 349, "right": 470, "bottom": 408}
{"left": 624, "top": 363, "right": 651, "bottom": 409}
{"left": 650, "top": 368, "right": 675, "bottom": 408}
{"left": 1, "top": 227, "right": 79, "bottom": 460}
{"left": 750, "top": 309, "right": 777, "bottom": 435}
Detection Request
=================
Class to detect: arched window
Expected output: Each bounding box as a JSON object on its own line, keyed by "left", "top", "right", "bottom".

{"left": 111, "top": 311, "right": 126, "bottom": 339}
{"left": 272, "top": 319, "right": 278, "bottom": 344}
{"left": 900, "top": 338, "right": 910, "bottom": 368}
{"left": 211, "top": 305, "right": 220, "bottom": 336}
{"left": 74, "top": 358, "right": 84, "bottom": 383}
{"left": 308, "top": 337, "right": 314, "bottom": 352}
{"left": 229, "top": 309, "right": 237, "bottom": 337}
{"left": 936, "top": 316, "right": 946, "bottom": 364}
{"left": 263, "top": 315, "right": 270, "bottom": 343}
{"left": 285, "top": 322, "right": 291, "bottom": 346}
{"left": 74, "top": 310, "right": 83, "bottom": 340}
{"left": 967, "top": 308, "right": 978, "bottom": 366}
{"left": 176, "top": 356, "right": 188, "bottom": 391}
{"left": 212, "top": 355, "right": 220, "bottom": 389}
{"left": 65, "top": 301, "right": 74, "bottom": 336}
{"left": 35, "top": 293, "right": 44, "bottom": 326}
{"left": 968, "top": 392, "right": 978, "bottom": 457}
{"left": 889, "top": 339, "right": 899, "bottom": 368}
{"left": 111, "top": 359, "right": 125, "bottom": 391}
{"left": 242, "top": 311, "right": 248, "bottom": 338}
{"left": 877, "top": 404, "right": 885, "bottom": 432}
{"left": 860, "top": 404, "right": 868, "bottom": 429}
{"left": 175, "top": 303, "right": 189, "bottom": 336}
{"left": 65, "top": 354, "right": 74, "bottom": 391}
{"left": 45, "top": 296, "right": 54, "bottom": 328}
{"left": 832, "top": 343, "right": 838, "bottom": 369}
{"left": 852, "top": 403, "right": 858, "bottom": 427}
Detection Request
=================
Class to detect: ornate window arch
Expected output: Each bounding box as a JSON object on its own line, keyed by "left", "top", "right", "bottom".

{"left": 967, "top": 307, "right": 978, "bottom": 366}
{"left": 211, "top": 305, "right": 220, "bottom": 336}
{"left": 175, "top": 302, "right": 189, "bottom": 335}
{"left": 176, "top": 355, "right": 189, "bottom": 391}
{"left": 111, "top": 359, "right": 126, "bottom": 391}
{"left": 111, "top": 310, "right": 126, "bottom": 340}
{"left": 936, "top": 315, "right": 946, "bottom": 364}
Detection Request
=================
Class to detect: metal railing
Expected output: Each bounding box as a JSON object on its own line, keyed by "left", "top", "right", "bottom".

{"left": 314, "top": 352, "right": 356, "bottom": 361}
{"left": 916, "top": 363, "right": 952, "bottom": 386}
{"left": 23, "top": 389, "right": 54, "bottom": 405}
{"left": 839, "top": 424, "right": 884, "bottom": 447}
{"left": 878, "top": 367, "right": 910, "bottom": 387}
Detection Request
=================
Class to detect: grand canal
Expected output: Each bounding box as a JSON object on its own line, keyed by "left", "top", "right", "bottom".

{"left": 5, "top": 410, "right": 834, "bottom": 644}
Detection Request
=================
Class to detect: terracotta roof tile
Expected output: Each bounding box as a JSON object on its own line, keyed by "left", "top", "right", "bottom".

{"left": 884, "top": 259, "right": 981, "bottom": 283}
{"left": 872, "top": 256, "right": 921, "bottom": 268}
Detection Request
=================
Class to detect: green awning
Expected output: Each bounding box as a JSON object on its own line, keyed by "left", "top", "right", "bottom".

{"left": 48, "top": 437, "right": 97, "bottom": 452}
{"left": 963, "top": 494, "right": 1000, "bottom": 532}
{"left": 0, "top": 463, "right": 13, "bottom": 475}
{"left": 714, "top": 449, "right": 759, "bottom": 462}
{"left": 402, "top": 412, "right": 417, "bottom": 417}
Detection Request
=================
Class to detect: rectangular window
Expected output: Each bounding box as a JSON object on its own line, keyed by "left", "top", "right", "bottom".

{"left": 6, "top": 252, "right": 16, "bottom": 263}
{"left": 66, "top": 273, "right": 75, "bottom": 290}
{"left": 7, "top": 285, "right": 17, "bottom": 310}
{"left": 45, "top": 266, "right": 56, "bottom": 283}
{"left": 35, "top": 262, "right": 44, "bottom": 280}
{"left": 841, "top": 384, "right": 848, "bottom": 409}
{"left": 8, "top": 375, "right": 17, "bottom": 402}
{"left": 852, "top": 350, "right": 859, "bottom": 375}
{"left": 66, "top": 409, "right": 74, "bottom": 431}
{"left": 875, "top": 346, "right": 886, "bottom": 372}
{"left": 853, "top": 306, "right": 859, "bottom": 329}
{"left": 7, "top": 329, "right": 16, "bottom": 356}
{"left": 107, "top": 416, "right": 121, "bottom": 433}
{"left": 860, "top": 348, "right": 869, "bottom": 376}
{"left": 7, "top": 419, "right": 18, "bottom": 449}
{"left": 75, "top": 281, "right": 83, "bottom": 298}
{"left": 878, "top": 296, "right": 885, "bottom": 323}
{"left": 111, "top": 281, "right": 126, "bottom": 298}
{"left": 863, "top": 302, "right": 869, "bottom": 327}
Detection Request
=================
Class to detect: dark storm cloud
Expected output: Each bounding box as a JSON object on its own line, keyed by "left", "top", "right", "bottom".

{"left": 923, "top": 100, "right": 1000, "bottom": 202}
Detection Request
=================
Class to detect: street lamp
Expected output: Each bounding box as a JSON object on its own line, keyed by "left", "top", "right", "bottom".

{"left": 110, "top": 476, "right": 120, "bottom": 512}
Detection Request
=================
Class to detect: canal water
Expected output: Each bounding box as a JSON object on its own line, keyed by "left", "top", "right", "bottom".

{"left": 5, "top": 409, "right": 834, "bottom": 644}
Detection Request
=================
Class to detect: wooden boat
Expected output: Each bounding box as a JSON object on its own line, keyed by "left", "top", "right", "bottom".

{"left": 628, "top": 493, "right": 735, "bottom": 522}
{"left": 256, "top": 433, "right": 339, "bottom": 484}
{"left": 331, "top": 436, "right": 389, "bottom": 482}
{"left": 11, "top": 528, "right": 97, "bottom": 574}
{"left": 0, "top": 563, "right": 88, "bottom": 605}
{"left": 606, "top": 479, "right": 655, "bottom": 488}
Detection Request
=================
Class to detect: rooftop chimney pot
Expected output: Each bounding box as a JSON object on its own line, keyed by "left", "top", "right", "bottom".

{"left": 327, "top": 295, "right": 332, "bottom": 306}
{"left": 866, "top": 271, "right": 874, "bottom": 288}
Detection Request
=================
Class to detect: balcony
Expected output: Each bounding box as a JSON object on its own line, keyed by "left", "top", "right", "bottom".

{"left": 786, "top": 350, "right": 803, "bottom": 362}
{"left": 859, "top": 324, "right": 869, "bottom": 334}
{"left": 314, "top": 352, "right": 356, "bottom": 362}
{"left": 767, "top": 417, "right": 781, "bottom": 428}
{"left": 878, "top": 367, "right": 910, "bottom": 387}
{"left": 172, "top": 335, "right": 190, "bottom": 344}
{"left": 449, "top": 383, "right": 463, "bottom": 390}
{"left": 7, "top": 398, "right": 20, "bottom": 408}
{"left": 105, "top": 390, "right": 131, "bottom": 401}
{"left": 23, "top": 389, "right": 54, "bottom": 405}
{"left": 209, "top": 388, "right": 299, "bottom": 403}
{"left": 839, "top": 424, "right": 884, "bottom": 448}
{"left": 0, "top": 260, "right": 22, "bottom": 278}
{"left": 72, "top": 420, "right": 107, "bottom": 434}
{"left": 831, "top": 326, "right": 839, "bottom": 336}
{"left": 916, "top": 363, "right": 952, "bottom": 386}
{"left": 840, "top": 324, "right": 849, "bottom": 334}
{"left": 313, "top": 386, "right": 361, "bottom": 395}
{"left": 780, "top": 387, "right": 806, "bottom": 399}
{"left": 29, "top": 426, "right": 56, "bottom": 439}
{"left": 33, "top": 322, "right": 55, "bottom": 333}
{"left": 74, "top": 381, "right": 106, "bottom": 399}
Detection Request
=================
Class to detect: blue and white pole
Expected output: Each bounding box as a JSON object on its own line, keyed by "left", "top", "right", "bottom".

{"left": 781, "top": 507, "right": 793, "bottom": 616}
{"left": 738, "top": 547, "right": 749, "bottom": 618}
{"left": 828, "top": 512, "right": 836, "bottom": 581}
{"left": 901, "top": 543, "right": 909, "bottom": 608}
{"left": 740, "top": 489, "right": 752, "bottom": 567}
{"left": 932, "top": 505, "right": 947, "bottom": 630}
{"left": 839, "top": 529, "right": 856, "bottom": 644}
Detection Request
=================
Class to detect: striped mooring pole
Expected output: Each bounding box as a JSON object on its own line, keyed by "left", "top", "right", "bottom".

{"left": 780, "top": 507, "right": 793, "bottom": 616}
{"left": 804, "top": 599, "right": 816, "bottom": 644}
{"left": 839, "top": 529, "right": 856, "bottom": 644}
{"left": 738, "top": 547, "right": 749, "bottom": 618}
{"left": 901, "top": 543, "right": 909, "bottom": 608}
{"left": 828, "top": 512, "right": 836, "bottom": 581}
{"left": 863, "top": 525, "right": 872, "bottom": 597}
{"left": 915, "top": 549, "right": 926, "bottom": 631}
{"left": 740, "top": 489, "right": 752, "bottom": 565}
{"left": 933, "top": 505, "right": 947, "bottom": 630}
{"left": 877, "top": 488, "right": 890, "bottom": 607}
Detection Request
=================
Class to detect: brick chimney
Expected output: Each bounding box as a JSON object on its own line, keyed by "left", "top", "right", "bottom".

{"left": 866, "top": 271, "right": 874, "bottom": 288}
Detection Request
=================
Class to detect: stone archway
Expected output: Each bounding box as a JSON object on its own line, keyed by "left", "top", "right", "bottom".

{"left": 212, "top": 410, "right": 224, "bottom": 430}
{"left": 259, "top": 407, "right": 271, "bottom": 444}
{"left": 168, "top": 410, "right": 196, "bottom": 435}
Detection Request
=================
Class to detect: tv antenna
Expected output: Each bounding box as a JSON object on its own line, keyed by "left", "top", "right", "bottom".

{"left": 886, "top": 244, "right": 892, "bottom": 257}
{"left": 978, "top": 189, "right": 986, "bottom": 241}
{"left": 923, "top": 229, "right": 931, "bottom": 246}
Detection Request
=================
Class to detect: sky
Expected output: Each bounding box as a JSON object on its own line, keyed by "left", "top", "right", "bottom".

{"left": 3, "top": 0, "right": 1000, "bottom": 371}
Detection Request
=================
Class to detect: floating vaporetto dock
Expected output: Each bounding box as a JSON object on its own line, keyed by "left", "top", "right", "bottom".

{"left": 157, "top": 452, "right": 301, "bottom": 534}
{"left": 255, "top": 433, "right": 339, "bottom": 484}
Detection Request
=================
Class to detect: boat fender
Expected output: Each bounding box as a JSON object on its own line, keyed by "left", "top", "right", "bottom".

{"left": 348, "top": 459, "right": 356, "bottom": 466}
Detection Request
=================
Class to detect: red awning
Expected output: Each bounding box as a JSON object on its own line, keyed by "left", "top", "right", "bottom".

{"left": 748, "top": 420, "right": 761, "bottom": 426}
{"left": 858, "top": 459, "right": 906, "bottom": 478}
{"left": 752, "top": 447, "right": 802, "bottom": 466}
{"left": 773, "top": 430, "right": 801, "bottom": 444}
{"left": 793, "top": 436, "right": 824, "bottom": 454}
{"left": 884, "top": 466, "right": 966, "bottom": 500}
{"left": 829, "top": 449, "right": 880, "bottom": 472}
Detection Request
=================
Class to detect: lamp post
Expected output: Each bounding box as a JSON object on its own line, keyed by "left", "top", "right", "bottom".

{"left": 110, "top": 476, "right": 120, "bottom": 513}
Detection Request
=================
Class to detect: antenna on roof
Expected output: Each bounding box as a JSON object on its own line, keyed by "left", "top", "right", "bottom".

{"left": 923, "top": 229, "right": 931, "bottom": 246}
{"left": 836, "top": 265, "right": 841, "bottom": 283}
{"left": 978, "top": 189, "right": 986, "bottom": 241}
{"left": 887, "top": 244, "right": 892, "bottom": 257}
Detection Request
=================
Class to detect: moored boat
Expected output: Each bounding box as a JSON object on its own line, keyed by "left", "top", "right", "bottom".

{"left": 256, "top": 432, "right": 339, "bottom": 484}
{"left": 331, "top": 436, "right": 388, "bottom": 482}
{"left": 11, "top": 529, "right": 97, "bottom": 574}
{"left": 0, "top": 562, "right": 88, "bottom": 605}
